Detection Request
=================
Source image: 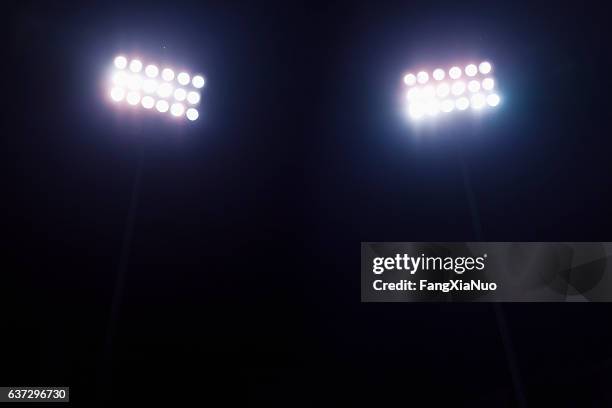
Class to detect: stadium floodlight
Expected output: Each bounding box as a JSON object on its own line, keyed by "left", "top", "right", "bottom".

{"left": 108, "top": 55, "right": 205, "bottom": 121}
{"left": 403, "top": 60, "right": 500, "bottom": 121}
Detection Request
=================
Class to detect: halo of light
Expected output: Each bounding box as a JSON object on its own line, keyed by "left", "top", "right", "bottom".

{"left": 436, "top": 83, "right": 450, "bottom": 98}
{"left": 142, "top": 79, "right": 158, "bottom": 94}
{"left": 471, "top": 93, "right": 486, "bottom": 109}
{"left": 456, "top": 97, "right": 470, "bottom": 110}
{"left": 141, "top": 96, "right": 155, "bottom": 109}
{"left": 157, "top": 83, "right": 173, "bottom": 98}
{"left": 449, "top": 66, "right": 462, "bottom": 79}
{"left": 174, "top": 88, "right": 186, "bottom": 101}
{"left": 440, "top": 99, "right": 455, "bottom": 113}
{"left": 127, "top": 75, "right": 142, "bottom": 91}
{"left": 468, "top": 80, "right": 481, "bottom": 93}
{"left": 156, "top": 100, "right": 169, "bottom": 113}
{"left": 482, "top": 78, "right": 495, "bottom": 91}
{"left": 177, "top": 72, "right": 190, "bottom": 86}
{"left": 126, "top": 91, "right": 141, "bottom": 105}
{"left": 487, "top": 93, "right": 500, "bottom": 107}
{"left": 451, "top": 81, "right": 466, "bottom": 96}
{"left": 186, "top": 108, "right": 199, "bottom": 121}
{"left": 114, "top": 56, "right": 128, "bottom": 69}
{"left": 170, "top": 103, "right": 185, "bottom": 117}
{"left": 192, "top": 75, "right": 205, "bottom": 88}
{"left": 416, "top": 71, "right": 429, "bottom": 84}
{"left": 432, "top": 68, "right": 445, "bottom": 81}
{"left": 407, "top": 87, "right": 420, "bottom": 101}
{"left": 187, "top": 91, "right": 200, "bottom": 104}
{"left": 110, "top": 87, "right": 125, "bottom": 102}
{"left": 129, "top": 59, "right": 143, "bottom": 73}
{"left": 408, "top": 103, "right": 425, "bottom": 120}
{"left": 465, "top": 64, "right": 478, "bottom": 77}
{"left": 479, "top": 61, "right": 492, "bottom": 74}
{"left": 162, "top": 68, "right": 175, "bottom": 81}
{"left": 145, "top": 64, "right": 159, "bottom": 78}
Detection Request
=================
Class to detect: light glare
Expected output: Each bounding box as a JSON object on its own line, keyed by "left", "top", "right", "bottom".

{"left": 110, "top": 87, "right": 125, "bottom": 102}
{"left": 432, "top": 69, "right": 445, "bottom": 81}
{"left": 417, "top": 71, "right": 429, "bottom": 84}
{"left": 449, "top": 67, "right": 462, "bottom": 79}
{"left": 174, "top": 88, "right": 187, "bottom": 101}
{"left": 192, "top": 75, "right": 205, "bottom": 88}
{"left": 157, "top": 83, "right": 173, "bottom": 98}
{"left": 156, "top": 100, "right": 169, "bottom": 113}
{"left": 468, "top": 80, "right": 481, "bottom": 93}
{"left": 114, "top": 56, "right": 128, "bottom": 69}
{"left": 482, "top": 78, "right": 494, "bottom": 91}
{"left": 465, "top": 64, "right": 478, "bottom": 77}
{"left": 187, "top": 91, "right": 200, "bottom": 104}
{"left": 487, "top": 93, "right": 500, "bottom": 107}
{"left": 404, "top": 73, "right": 416, "bottom": 86}
{"left": 456, "top": 97, "right": 469, "bottom": 110}
{"left": 451, "top": 81, "right": 466, "bottom": 96}
{"left": 141, "top": 96, "right": 155, "bottom": 109}
{"left": 171, "top": 103, "right": 185, "bottom": 117}
{"left": 126, "top": 91, "right": 141, "bottom": 105}
{"left": 177, "top": 72, "right": 190, "bottom": 86}
{"left": 471, "top": 93, "right": 486, "bottom": 109}
{"left": 162, "top": 68, "right": 175, "bottom": 81}
{"left": 129, "top": 59, "right": 143, "bottom": 73}
{"left": 479, "top": 61, "right": 492, "bottom": 74}
{"left": 186, "top": 108, "right": 199, "bottom": 121}
{"left": 436, "top": 83, "right": 450, "bottom": 98}
{"left": 145, "top": 64, "right": 159, "bottom": 78}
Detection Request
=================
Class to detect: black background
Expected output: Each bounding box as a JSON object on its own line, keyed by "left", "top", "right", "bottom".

{"left": 5, "top": 0, "right": 612, "bottom": 405}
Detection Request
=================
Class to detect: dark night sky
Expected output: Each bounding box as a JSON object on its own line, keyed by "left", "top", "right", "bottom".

{"left": 5, "top": 0, "right": 612, "bottom": 405}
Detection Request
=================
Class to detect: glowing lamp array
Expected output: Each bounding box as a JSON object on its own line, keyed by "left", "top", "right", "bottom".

{"left": 109, "top": 55, "right": 204, "bottom": 121}
{"left": 403, "top": 61, "right": 500, "bottom": 120}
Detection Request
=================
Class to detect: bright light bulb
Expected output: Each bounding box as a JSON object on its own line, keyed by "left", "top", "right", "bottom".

{"left": 162, "top": 68, "right": 175, "bottom": 81}
{"left": 126, "top": 91, "right": 141, "bottom": 105}
{"left": 170, "top": 103, "right": 185, "bottom": 117}
{"left": 174, "top": 88, "right": 186, "bottom": 101}
{"left": 471, "top": 93, "right": 486, "bottom": 109}
{"left": 177, "top": 72, "right": 190, "bottom": 86}
{"left": 468, "top": 80, "right": 481, "bottom": 93}
{"left": 449, "top": 66, "right": 462, "bottom": 79}
{"left": 451, "top": 81, "right": 466, "bottom": 96}
{"left": 482, "top": 78, "right": 494, "bottom": 91}
{"left": 465, "top": 64, "right": 478, "bottom": 77}
{"left": 456, "top": 97, "right": 469, "bottom": 110}
{"left": 145, "top": 64, "right": 159, "bottom": 78}
{"left": 129, "top": 59, "right": 143, "bottom": 73}
{"left": 114, "top": 56, "right": 128, "bottom": 69}
{"left": 432, "top": 68, "right": 445, "bottom": 81}
{"left": 157, "top": 83, "right": 173, "bottom": 98}
{"left": 425, "top": 100, "right": 440, "bottom": 116}
{"left": 479, "top": 61, "right": 492, "bottom": 74}
{"left": 110, "top": 87, "right": 125, "bottom": 102}
{"left": 487, "top": 93, "right": 500, "bottom": 107}
{"left": 187, "top": 91, "right": 200, "bottom": 105}
{"left": 192, "top": 75, "right": 205, "bottom": 89}
{"left": 417, "top": 71, "right": 429, "bottom": 84}
{"left": 436, "top": 83, "right": 450, "bottom": 98}
{"left": 186, "top": 108, "right": 199, "bottom": 121}
{"left": 141, "top": 96, "right": 155, "bottom": 109}
{"left": 156, "top": 100, "right": 169, "bottom": 113}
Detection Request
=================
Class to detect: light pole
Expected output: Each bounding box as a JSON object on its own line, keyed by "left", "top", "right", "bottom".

{"left": 99, "top": 54, "right": 206, "bottom": 403}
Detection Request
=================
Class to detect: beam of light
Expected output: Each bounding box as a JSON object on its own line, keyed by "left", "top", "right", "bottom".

{"left": 108, "top": 55, "right": 204, "bottom": 121}
{"left": 402, "top": 60, "right": 500, "bottom": 121}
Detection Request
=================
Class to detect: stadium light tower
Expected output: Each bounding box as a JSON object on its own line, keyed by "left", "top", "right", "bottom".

{"left": 108, "top": 54, "right": 205, "bottom": 121}
{"left": 403, "top": 60, "right": 500, "bottom": 121}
